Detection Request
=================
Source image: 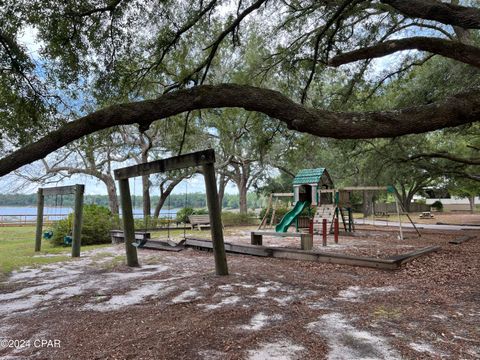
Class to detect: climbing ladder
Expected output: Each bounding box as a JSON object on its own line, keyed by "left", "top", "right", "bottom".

{"left": 313, "top": 205, "right": 335, "bottom": 233}
{"left": 338, "top": 207, "right": 355, "bottom": 232}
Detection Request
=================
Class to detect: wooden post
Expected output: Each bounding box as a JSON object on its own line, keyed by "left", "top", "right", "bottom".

{"left": 258, "top": 194, "right": 272, "bottom": 230}
{"left": 251, "top": 233, "right": 263, "bottom": 245}
{"left": 301, "top": 234, "right": 313, "bottom": 251}
{"left": 334, "top": 216, "right": 339, "bottom": 244}
{"left": 34, "top": 189, "right": 44, "bottom": 252}
{"left": 348, "top": 208, "right": 353, "bottom": 232}
{"left": 202, "top": 162, "right": 229, "bottom": 276}
{"left": 395, "top": 197, "right": 404, "bottom": 241}
{"left": 71, "top": 185, "right": 84, "bottom": 257}
{"left": 322, "top": 219, "right": 327, "bottom": 247}
{"left": 119, "top": 178, "right": 139, "bottom": 267}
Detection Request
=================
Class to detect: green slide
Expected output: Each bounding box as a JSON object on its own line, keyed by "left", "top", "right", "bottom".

{"left": 275, "top": 201, "right": 310, "bottom": 233}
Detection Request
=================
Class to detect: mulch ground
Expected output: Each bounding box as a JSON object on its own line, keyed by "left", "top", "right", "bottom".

{"left": 0, "top": 226, "right": 479, "bottom": 360}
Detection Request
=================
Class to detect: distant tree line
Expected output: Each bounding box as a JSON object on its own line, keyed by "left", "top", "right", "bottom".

{"left": 0, "top": 192, "right": 264, "bottom": 210}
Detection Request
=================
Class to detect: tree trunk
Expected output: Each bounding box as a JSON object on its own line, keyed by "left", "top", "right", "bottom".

{"left": 142, "top": 175, "right": 151, "bottom": 218}
{"left": 153, "top": 192, "right": 168, "bottom": 219}
{"left": 104, "top": 176, "right": 119, "bottom": 215}
{"left": 362, "top": 191, "right": 374, "bottom": 217}
{"left": 468, "top": 195, "right": 475, "bottom": 213}
{"left": 402, "top": 195, "right": 412, "bottom": 213}
{"left": 238, "top": 180, "right": 248, "bottom": 214}
{"left": 218, "top": 173, "right": 228, "bottom": 210}
{"left": 399, "top": 191, "right": 415, "bottom": 213}
{"left": 153, "top": 177, "right": 184, "bottom": 218}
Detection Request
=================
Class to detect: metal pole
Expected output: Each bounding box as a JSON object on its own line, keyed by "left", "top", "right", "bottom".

{"left": 119, "top": 178, "right": 139, "bottom": 267}
{"left": 34, "top": 189, "right": 44, "bottom": 252}
{"left": 334, "top": 217, "right": 339, "bottom": 244}
{"left": 202, "top": 162, "right": 228, "bottom": 276}
{"left": 71, "top": 185, "right": 84, "bottom": 257}
{"left": 322, "top": 218, "right": 327, "bottom": 247}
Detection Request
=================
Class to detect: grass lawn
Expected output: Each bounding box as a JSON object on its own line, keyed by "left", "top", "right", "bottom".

{"left": 0, "top": 226, "right": 110, "bottom": 280}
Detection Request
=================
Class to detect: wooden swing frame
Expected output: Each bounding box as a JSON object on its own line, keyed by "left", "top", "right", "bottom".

{"left": 114, "top": 149, "right": 228, "bottom": 275}
{"left": 34, "top": 184, "right": 85, "bottom": 257}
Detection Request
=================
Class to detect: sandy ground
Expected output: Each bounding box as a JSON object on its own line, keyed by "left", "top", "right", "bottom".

{"left": 0, "top": 225, "right": 479, "bottom": 360}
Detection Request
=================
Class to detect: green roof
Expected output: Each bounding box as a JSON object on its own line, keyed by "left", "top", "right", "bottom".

{"left": 293, "top": 168, "right": 326, "bottom": 185}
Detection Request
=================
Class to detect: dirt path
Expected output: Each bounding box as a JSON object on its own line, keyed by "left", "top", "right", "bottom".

{"left": 0, "top": 229, "right": 479, "bottom": 359}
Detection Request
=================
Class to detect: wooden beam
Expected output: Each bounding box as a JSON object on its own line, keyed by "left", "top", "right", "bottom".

{"left": 388, "top": 245, "right": 440, "bottom": 265}
{"left": 185, "top": 238, "right": 272, "bottom": 257}
{"left": 338, "top": 186, "right": 389, "bottom": 191}
{"left": 185, "top": 239, "right": 440, "bottom": 270}
{"left": 258, "top": 193, "right": 272, "bottom": 230}
{"left": 34, "top": 189, "right": 44, "bottom": 252}
{"left": 133, "top": 239, "right": 185, "bottom": 252}
{"left": 40, "top": 185, "right": 81, "bottom": 196}
{"left": 71, "top": 184, "right": 84, "bottom": 257}
{"left": 118, "top": 178, "right": 139, "bottom": 267}
{"left": 449, "top": 236, "right": 475, "bottom": 244}
{"left": 202, "top": 162, "right": 229, "bottom": 275}
{"left": 270, "top": 248, "right": 399, "bottom": 270}
{"left": 317, "top": 189, "right": 336, "bottom": 193}
{"left": 114, "top": 149, "right": 215, "bottom": 180}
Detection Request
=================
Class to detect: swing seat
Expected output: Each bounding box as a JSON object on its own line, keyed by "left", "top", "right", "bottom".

{"left": 63, "top": 235, "right": 72, "bottom": 246}
{"left": 43, "top": 230, "right": 54, "bottom": 239}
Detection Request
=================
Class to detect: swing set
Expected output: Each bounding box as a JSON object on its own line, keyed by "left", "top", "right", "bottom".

{"left": 113, "top": 149, "right": 228, "bottom": 275}
{"left": 129, "top": 173, "right": 189, "bottom": 244}
{"left": 34, "top": 184, "right": 85, "bottom": 257}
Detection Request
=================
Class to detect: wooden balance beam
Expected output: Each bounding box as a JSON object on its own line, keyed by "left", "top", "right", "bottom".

{"left": 184, "top": 238, "right": 440, "bottom": 270}
{"left": 250, "top": 231, "right": 313, "bottom": 251}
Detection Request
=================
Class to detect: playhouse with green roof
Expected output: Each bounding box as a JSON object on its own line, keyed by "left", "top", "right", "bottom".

{"left": 293, "top": 168, "right": 334, "bottom": 206}
{"left": 275, "top": 168, "right": 334, "bottom": 232}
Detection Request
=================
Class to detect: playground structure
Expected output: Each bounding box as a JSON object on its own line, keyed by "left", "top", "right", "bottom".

{"left": 257, "top": 168, "right": 420, "bottom": 244}
{"left": 109, "top": 160, "right": 434, "bottom": 271}
{"left": 34, "top": 184, "right": 85, "bottom": 257}
{"left": 113, "top": 149, "right": 229, "bottom": 275}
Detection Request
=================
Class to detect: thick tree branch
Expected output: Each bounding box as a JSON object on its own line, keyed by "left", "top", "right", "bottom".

{"left": 329, "top": 37, "right": 480, "bottom": 68}
{"left": 381, "top": 0, "right": 480, "bottom": 29}
{"left": 408, "top": 152, "right": 480, "bottom": 165}
{"left": 68, "top": 0, "right": 124, "bottom": 17}
{"left": 1, "top": 84, "right": 480, "bottom": 177}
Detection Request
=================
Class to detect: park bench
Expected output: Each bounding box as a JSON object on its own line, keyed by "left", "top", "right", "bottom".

{"left": 110, "top": 230, "right": 151, "bottom": 245}
{"left": 250, "top": 230, "right": 313, "bottom": 251}
{"left": 419, "top": 211, "right": 434, "bottom": 219}
{"left": 188, "top": 215, "right": 211, "bottom": 230}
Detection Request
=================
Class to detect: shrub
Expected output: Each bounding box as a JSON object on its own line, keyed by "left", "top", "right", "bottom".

{"left": 221, "top": 212, "right": 258, "bottom": 226}
{"left": 50, "top": 204, "right": 115, "bottom": 246}
{"left": 431, "top": 200, "right": 443, "bottom": 211}
{"left": 176, "top": 207, "right": 208, "bottom": 223}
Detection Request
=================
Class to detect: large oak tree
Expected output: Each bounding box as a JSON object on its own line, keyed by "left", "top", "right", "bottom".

{"left": 1, "top": 0, "right": 480, "bottom": 177}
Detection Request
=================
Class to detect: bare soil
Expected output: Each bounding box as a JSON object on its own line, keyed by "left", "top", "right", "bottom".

{"left": 0, "top": 221, "right": 479, "bottom": 359}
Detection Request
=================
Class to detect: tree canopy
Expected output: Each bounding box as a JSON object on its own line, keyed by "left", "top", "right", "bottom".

{"left": 0, "top": 0, "right": 479, "bottom": 204}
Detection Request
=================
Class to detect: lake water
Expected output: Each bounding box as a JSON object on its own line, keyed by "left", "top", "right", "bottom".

{"left": 0, "top": 206, "right": 179, "bottom": 222}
